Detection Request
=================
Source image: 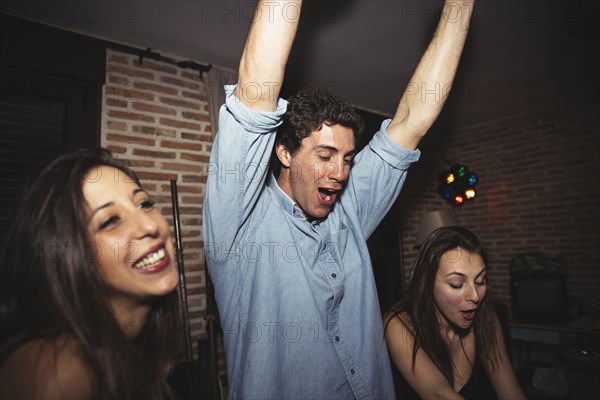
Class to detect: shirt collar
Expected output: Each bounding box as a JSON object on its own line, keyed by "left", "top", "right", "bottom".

{"left": 267, "top": 173, "right": 306, "bottom": 219}
{"left": 267, "top": 173, "right": 329, "bottom": 225}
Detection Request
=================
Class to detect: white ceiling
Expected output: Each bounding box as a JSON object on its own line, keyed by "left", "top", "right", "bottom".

{"left": 4, "top": 0, "right": 598, "bottom": 127}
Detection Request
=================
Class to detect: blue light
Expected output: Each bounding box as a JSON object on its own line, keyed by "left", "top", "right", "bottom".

{"left": 469, "top": 174, "right": 477, "bottom": 186}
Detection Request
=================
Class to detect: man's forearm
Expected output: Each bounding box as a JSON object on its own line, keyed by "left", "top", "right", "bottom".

{"left": 389, "top": 0, "right": 475, "bottom": 149}
{"left": 235, "top": 0, "right": 302, "bottom": 111}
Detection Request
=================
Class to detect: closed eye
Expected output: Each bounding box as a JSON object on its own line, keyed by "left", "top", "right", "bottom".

{"left": 99, "top": 215, "right": 120, "bottom": 230}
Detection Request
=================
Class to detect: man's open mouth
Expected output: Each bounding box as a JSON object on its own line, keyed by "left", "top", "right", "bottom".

{"left": 318, "top": 188, "right": 339, "bottom": 205}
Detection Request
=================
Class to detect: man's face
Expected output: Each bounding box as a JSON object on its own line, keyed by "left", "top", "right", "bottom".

{"left": 276, "top": 123, "right": 355, "bottom": 220}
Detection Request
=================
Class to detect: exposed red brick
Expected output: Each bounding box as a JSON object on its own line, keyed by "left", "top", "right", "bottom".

{"left": 180, "top": 70, "right": 202, "bottom": 82}
{"left": 132, "top": 125, "right": 177, "bottom": 138}
{"left": 159, "top": 96, "right": 199, "bottom": 110}
{"left": 134, "top": 81, "right": 178, "bottom": 96}
{"left": 182, "top": 175, "right": 203, "bottom": 183}
{"left": 107, "top": 64, "right": 154, "bottom": 80}
{"left": 106, "top": 133, "right": 155, "bottom": 146}
{"left": 132, "top": 125, "right": 158, "bottom": 135}
{"left": 107, "top": 144, "right": 127, "bottom": 154}
{"left": 136, "top": 171, "right": 178, "bottom": 181}
{"left": 107, "top": 110, "right": 155, "bottom": 123}
{"left": 106, "top": 120, "right": 127, "bottom": 131}
{"left": 182, "top": 90, "right": 205, "bottom": 101}
{"left": 162, "top": 162, "right": 203, "bottom": 172}
{"left": 108, "top": 54, "right": 132, "bottom": 65}
{"left": 160, "top": 75, "right": 201, "bottom": 90}
{"left": 161, "top": 140, "right": 203, "bottom": 151}
{"left": 184, "top": 241, "right": 203, "bottom": 251}
{"left": 107, "top": 77, "right": 131, "bottom": 88}
{"left": 182, "top": 195, "right": 203, "bottom": 204}
{"left": 181, "top": 132, "right": 212, "bottom": 141}
{"left": 158, "top": 118, "right": 202, "bottom": 131}
{"left": 182, "top": 111, "right": 211, "bottom": 122}
{"left": 180, "top": 152, "right": 210, "bottom": 163}
{"left": 174, "top": 184, "right": 203, "bottom": 194}
{"left": 187, "top": 286, "right": 206, "bottom": 296}
{"left": 126, "top": 159, "right": 156, "bottom": 168}
{"left": 142, "top": 182, "right": 157, "bottom": 192}
{"left": 106, "top": 98, "right": 127, "bottom": 108}
{"left": 131, "top": 102, "right": 176, "bottom": 116}
{"left": 132, "top": 148, "right": 177, "bottom": 159}
{"left": 105, "top": 85, "right": 154, "bottom": 102}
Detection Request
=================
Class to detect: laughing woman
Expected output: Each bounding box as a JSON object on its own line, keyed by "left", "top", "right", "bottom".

{"left": 0, "top": 149, "right": 182, "bottom": 399}
{"left": 384, "top": 226, "right": 525, "bottom": 400}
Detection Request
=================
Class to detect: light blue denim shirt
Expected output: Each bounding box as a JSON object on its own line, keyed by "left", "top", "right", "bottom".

{"left": 203, "top": 85, "right": 420, "bottom": 400}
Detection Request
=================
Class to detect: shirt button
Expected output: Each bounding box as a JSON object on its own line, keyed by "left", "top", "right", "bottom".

{"left": 331, "top": 273, "right": 337, "bottom": 278}
{"left": 335, "top": 336, "right": 340, "bottom": 342}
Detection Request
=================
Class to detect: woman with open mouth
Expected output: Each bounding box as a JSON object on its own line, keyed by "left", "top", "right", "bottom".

{"left": 0, "top": 148, "right": 182, "bottom": 399}
{"left": 384, "top": 226, "right": 525, "bottom": 399}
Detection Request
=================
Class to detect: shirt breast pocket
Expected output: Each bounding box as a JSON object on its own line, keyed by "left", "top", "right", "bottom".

{"left": 330, "top": 225, "right": 367, "bottom": 277}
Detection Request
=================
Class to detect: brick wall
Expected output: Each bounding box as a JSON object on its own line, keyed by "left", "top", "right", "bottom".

{"left": 398, "top": 102, "right": 599, "bottom": 313}
{"left": 100, "top": 49, "right": 212, "bottom": 352}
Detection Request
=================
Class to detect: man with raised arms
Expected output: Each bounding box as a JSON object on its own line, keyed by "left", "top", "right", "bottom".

{"left": 203, "top": 1, "right": 475, "bottom": 398}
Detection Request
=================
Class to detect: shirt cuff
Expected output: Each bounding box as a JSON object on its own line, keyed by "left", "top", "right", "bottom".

{"left": 369, "top": 119, "right": 421, "bottom": 169}
{"left": 223, "top": 84, "right": 288, "bottom": 134}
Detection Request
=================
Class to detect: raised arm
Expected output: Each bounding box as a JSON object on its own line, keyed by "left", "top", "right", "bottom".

{"left": 388, "top": 0, "right": 475, "bottom": 149}
{"left": 235, "top": 0, "right": 302, "bottom": 111}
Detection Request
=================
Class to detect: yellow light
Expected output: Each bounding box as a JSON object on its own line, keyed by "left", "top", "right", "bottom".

{"left": 465, "top": 188, "right": 476, "bottom": 199}
{"left": 446, "top": 173, "right": 455, "bottom": 184}
{"left": 454, "top": 195, "right": 464, "bottom": 205}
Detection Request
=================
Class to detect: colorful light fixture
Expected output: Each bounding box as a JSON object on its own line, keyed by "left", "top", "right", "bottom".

{"left": 438, "top": 164, "right": 478, "bottom": 207}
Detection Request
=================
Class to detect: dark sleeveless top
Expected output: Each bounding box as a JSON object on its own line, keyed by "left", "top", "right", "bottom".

{"left": 393, "top": 356, "right": 497, "bottom": 400}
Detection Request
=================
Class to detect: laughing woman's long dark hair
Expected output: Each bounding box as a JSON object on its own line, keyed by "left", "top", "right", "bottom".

{"left": 0, "top": 148, "right": 182, "bottom": 399}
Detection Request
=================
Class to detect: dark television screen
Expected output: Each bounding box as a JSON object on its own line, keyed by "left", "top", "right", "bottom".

{"left": 510, "top": 276, "right": 569, "bottom": 323}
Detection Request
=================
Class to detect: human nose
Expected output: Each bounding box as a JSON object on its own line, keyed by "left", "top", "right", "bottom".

{"left": 330, "top": 157, "right": 348, "bottom": 181}
{"left": 466, "top": 283, "right": 481, "bottom": 304}
{"left": 134, "top": 209, "right": 160, "bottom": 238}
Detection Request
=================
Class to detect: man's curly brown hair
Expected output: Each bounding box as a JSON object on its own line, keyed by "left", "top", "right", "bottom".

{"left": 273, "top": 87, "right": 363, "bottom": 168}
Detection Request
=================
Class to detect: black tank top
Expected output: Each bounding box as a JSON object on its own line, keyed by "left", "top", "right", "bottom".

{"left": 393, "top": 356, "right": 497, "bottom": 400}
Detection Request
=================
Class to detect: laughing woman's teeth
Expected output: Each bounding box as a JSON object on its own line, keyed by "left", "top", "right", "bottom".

{"left": 134, "top": 248, "right": 165, "bottom": 269}
{"left": 326, "top": 195, "right": 331, "bottom": 201}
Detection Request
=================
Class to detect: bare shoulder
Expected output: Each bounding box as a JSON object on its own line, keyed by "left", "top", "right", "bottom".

{"left": 384, "top": 311, "right": 414, "bottom": 333}
{"left": 0, "top": 337, "right": 94, "bottom": 399}
{"left": 384, "top": 311, "right": 416, "bottom": 346}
